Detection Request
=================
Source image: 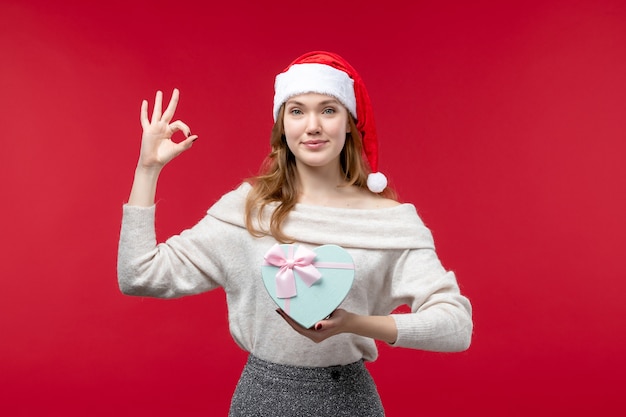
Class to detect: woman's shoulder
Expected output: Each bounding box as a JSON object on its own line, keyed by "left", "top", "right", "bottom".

{"left": 345, "top": 186, "right": 401, "bottom": 210}
{"left": 368, "top": 194, "right": 401, "bottom": 209}
{"left": 206, "top": 182, "right": 251, "bottom": 220}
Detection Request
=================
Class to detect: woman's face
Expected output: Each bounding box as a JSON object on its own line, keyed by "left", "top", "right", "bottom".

{"left": 283, "top": 93, "right": 350, "bottom": 172}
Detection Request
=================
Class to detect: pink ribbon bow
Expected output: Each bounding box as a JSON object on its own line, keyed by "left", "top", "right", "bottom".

{"left": 263, "top": 244, "right": 322, "bottom": 299}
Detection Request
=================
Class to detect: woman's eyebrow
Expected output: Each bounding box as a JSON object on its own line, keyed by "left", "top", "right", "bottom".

{"left": 285, "top": 98, "right": 340, "bottom": 106}
{"left": 318, "top": 99, "right": 340, "bottom": 106}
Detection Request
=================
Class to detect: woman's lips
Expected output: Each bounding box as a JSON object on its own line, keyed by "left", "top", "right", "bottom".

{"left": 302, "top": 140, "right": 327, "bottom": 149}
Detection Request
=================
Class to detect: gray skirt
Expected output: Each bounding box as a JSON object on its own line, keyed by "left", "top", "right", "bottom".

{"left": 229, "top": 355, "right": 385, "bottom": 417}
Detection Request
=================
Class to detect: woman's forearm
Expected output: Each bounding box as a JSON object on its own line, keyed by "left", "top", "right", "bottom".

{"left": 346, "top": 313, "right": 398, "bottom": 344}
{"left": 127, "top": 165, "right": 162, "bottom": 207}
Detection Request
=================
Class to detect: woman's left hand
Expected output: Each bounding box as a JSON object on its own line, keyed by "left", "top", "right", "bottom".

{"left": 276, "top": 308, "right": 398, "bottom": 344}
{"left": 276, "top": 308, "right": 352, "bottom": 343}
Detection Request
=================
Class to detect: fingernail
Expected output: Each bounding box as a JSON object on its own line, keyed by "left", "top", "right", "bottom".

{"left": 192, "top": 137, "right": 197, "bottom": 142}
{"left": 315, "top": 323, "right": 323, "bottom": 331}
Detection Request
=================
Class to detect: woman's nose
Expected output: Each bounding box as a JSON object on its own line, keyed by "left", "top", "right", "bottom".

{"left": 305, "top": 115, "right": 321, "bottom": 134}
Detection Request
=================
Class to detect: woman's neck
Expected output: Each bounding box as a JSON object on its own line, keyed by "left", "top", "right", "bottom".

{"left": 295, "top": 163, "right": 350, "bottom": 206}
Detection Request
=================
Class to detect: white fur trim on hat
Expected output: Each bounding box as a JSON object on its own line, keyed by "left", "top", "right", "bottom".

{"left": 273, "top": 63, "right": 356, "bottom": 121}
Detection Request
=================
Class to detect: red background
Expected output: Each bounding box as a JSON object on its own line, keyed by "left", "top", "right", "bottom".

{"left": 2, "top": 0, "right": 625, "bottom": 415}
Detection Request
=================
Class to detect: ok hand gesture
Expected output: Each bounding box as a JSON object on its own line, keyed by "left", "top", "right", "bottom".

{"left": 138, "top": 88, "right": 198, "bottom": 170}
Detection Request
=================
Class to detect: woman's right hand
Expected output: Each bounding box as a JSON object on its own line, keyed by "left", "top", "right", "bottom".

{"left": 126, "top": 89, "right": 198, "bottom": 207}
{"left": 138, "top": 88, "right": 198, "bottom": 171}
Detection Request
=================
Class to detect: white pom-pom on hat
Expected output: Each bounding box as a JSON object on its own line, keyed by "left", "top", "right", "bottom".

{"left": 367, "top": 172, "right": 388, "bottom": 194}
{"left": 274, "top": 51, "right": 388, "bottom": 193}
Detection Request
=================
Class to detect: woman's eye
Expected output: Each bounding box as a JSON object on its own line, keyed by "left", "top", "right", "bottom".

{"left": 322, "top": 108, "right": 336, "bottom": 114}
{"left": 289, "top": 108, "right": 303, "bottom": 115}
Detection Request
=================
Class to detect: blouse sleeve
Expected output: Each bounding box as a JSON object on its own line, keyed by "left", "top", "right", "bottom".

{"left": 388, "top": 247, "right": 473, "bottom": 352}
{"left": 116, "top": 204, "right": 226, "bottom": 299}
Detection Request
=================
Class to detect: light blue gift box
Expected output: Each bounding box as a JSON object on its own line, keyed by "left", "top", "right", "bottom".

{"left": 261, "top": 244, "right": 355, "bottom": 329}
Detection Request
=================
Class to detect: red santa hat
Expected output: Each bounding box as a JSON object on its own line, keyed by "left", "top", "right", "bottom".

{"left": 273, "top": 51, "right": 388, "bottom": 193}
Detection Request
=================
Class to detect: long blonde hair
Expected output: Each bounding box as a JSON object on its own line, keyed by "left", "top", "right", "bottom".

{"left": 244, "top": 105, "right": 396, "bottom": 242}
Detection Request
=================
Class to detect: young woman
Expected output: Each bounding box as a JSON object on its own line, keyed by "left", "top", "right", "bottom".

{"left": 118, "top": 51, "right": 473, "bottom": 416}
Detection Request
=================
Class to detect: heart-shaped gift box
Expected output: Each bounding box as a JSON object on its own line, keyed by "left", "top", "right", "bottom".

{"left": 261, "top": 243, "right": 355, "bottom": 329}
